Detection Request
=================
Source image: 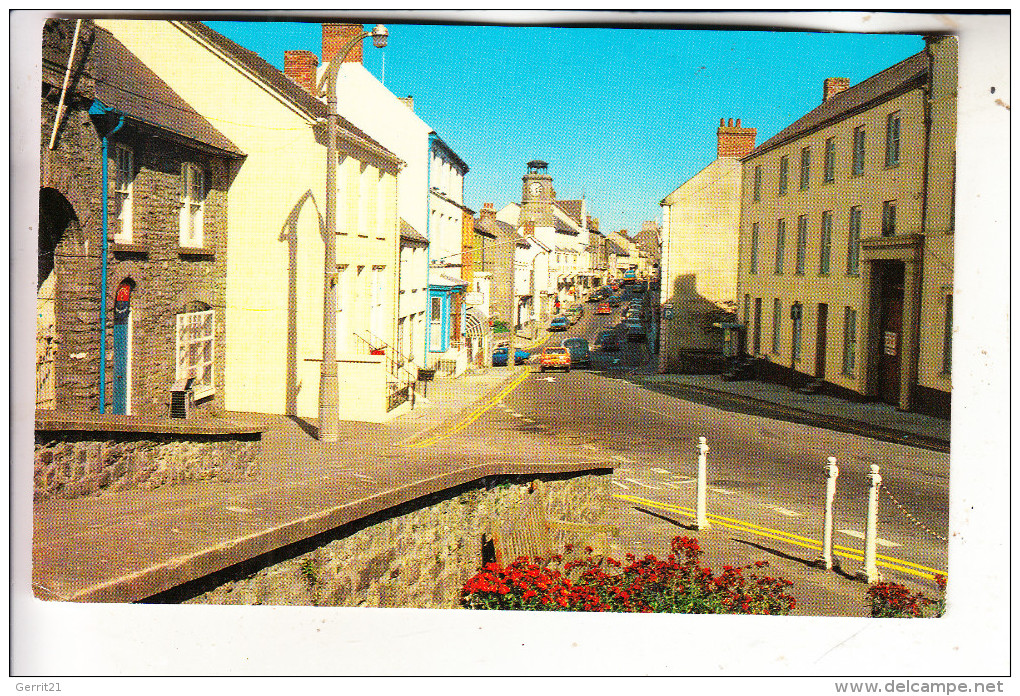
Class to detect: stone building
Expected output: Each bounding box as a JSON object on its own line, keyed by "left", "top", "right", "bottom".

{"left": 658, "top": 118, "right": 756, "bottom": 364}
{"left": 38, "top": 19, "right": 244, "bottom": 416}
{"left": 736, "top": 38, "right": 955, "bottom": 417}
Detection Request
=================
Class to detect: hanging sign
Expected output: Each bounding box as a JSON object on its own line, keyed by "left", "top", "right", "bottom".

{"left": 884, "top": 331, "right": 898, "bottom": 356}
{"left": 113, "top": 283, "right": 132, "bottom": 325}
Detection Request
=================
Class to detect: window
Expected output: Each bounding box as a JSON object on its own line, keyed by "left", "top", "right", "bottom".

{"left": 852, "top": 126, "right": 866, "bottom": 177}
{"left": 753, "top": 298, "right": 762, "bottom": 355}
{"left": 799, "top": 146, "right": 811, "bottom": 190}
{"left": 743, "top": 294, "right": 751, "bottom": 326}
{"left": 823, "top": 137, "right": 836, "bottom": 183}
{"left": 847, "top": 207, "right": 861, "bottom": 276}
{"left": 774, "top": 219, "right": 786, "bottom": 275}
{"left": 358, "top": 163, "right": 372, "bottom": 237}
{"left": 750, "top": 223, "right": 760, "bottom": 274}
{"left": 819, "top": 211, "right": 832, "bottom": 275}
{"left": 113, "top": 145, "right": 134, "bottom": 242}
{"left": 753, "top": 166, "right": 762, "bottom": 202}
{"left": 842, "top": 307, "right": 857, "bottom": 376}
{"left": 176, "top": 308, "right": 215, "bottom": 399}
{"left": 179, "top": 163, "right": 207, "bottom": 248}
{"left": 772, "top": 298, "right": 782, "bottom": 354}
{"left": 795, "top": 215, "right": 808, "bottom": 275}
{"left": 942, "top": 294, "right": 953, "bottom": 374}
{"left": 882, "top": 201, "right": 897, "bottom": 237}
{"left": 778, "top": 155, "right": 789, "bottom": 195}
{"left": 885, "top": 111, "right": 901, "bottom": 167}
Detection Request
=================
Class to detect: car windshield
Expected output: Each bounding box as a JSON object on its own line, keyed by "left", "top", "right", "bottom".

{"left": 545, "top": 347, "right": 567, "bottom": 354}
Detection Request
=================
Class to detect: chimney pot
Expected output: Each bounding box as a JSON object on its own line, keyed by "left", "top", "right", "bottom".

{"left": 716, "top": 117, "right": 757, "bottom": 159}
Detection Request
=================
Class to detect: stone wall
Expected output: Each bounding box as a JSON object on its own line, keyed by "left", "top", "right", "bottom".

{"left": 34, "top": 415, "right": 262, "bottom": 501}
{"left": 185, "top": 472, "right": 611, "bottom": 609}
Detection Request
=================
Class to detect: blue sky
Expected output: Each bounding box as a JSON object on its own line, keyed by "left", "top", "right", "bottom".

{"left": 206, "top": 17, "right": 924, "bottom": 235}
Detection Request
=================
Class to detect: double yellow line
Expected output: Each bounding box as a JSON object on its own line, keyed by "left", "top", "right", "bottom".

{"left": 408, "top": 371, "right": 531, "bottom": 449}
{"left": 613, "top": 493, "right": 945, "bottom": 582}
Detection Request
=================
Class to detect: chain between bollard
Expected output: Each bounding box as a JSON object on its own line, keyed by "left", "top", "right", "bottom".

{"left": 879, "top": 480, "right": 949, "bottom": 543}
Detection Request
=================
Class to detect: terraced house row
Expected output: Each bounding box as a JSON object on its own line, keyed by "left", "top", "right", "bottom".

{"left": 37, "top": 18, "right": 478, "bottom": 426}
{"left": 660, "top": 36, "right": 954, "bottom": 418}
{"left": 737, "top": 36, "right": 955, "bottom": 417}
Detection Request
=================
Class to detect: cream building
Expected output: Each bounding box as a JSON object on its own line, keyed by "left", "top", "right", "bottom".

{"left": 659, "top": 119, "right": 756, "bottom": 362}
{"left": 98, "top": 20, "right": 408, "bottom": 423}
{"left": 736, "top": 38, "right": 954, "bottom": 417}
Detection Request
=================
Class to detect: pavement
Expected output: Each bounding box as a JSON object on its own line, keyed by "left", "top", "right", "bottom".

{"left": 632, "top": 372, "right": 950, "bottom": 453}
{"left": 31, "top": 323, "right": 948, "bottom": 613}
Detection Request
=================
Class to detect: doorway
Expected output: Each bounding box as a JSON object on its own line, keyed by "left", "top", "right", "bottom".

{"left": 111, "top": 280, "right": 133, "bottom": 414}
{"left": 815, "top": 303, "right": 828, "bottom": 379}
{"left": 753, "top": 297, "right": 762, "bottom": 356}
{"left": 877, "top": 263, "right": 904, "bottom": 405}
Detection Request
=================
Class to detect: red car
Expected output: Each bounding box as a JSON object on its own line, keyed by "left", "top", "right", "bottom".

{"left": 595, "top": 303, "right": 612, "bottom": 315}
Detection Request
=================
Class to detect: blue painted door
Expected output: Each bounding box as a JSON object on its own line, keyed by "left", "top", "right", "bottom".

{"left": 111, "top": 282, "right": 131, "bottom": 414}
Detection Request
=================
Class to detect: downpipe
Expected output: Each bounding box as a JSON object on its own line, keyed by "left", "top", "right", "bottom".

{"left": 95, "top": 107, "right": 125, "bottom": 413}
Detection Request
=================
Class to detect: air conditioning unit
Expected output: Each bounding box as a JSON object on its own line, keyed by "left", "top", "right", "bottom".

{"left": 170, "top": 377, "right": 195, "bottom": 419}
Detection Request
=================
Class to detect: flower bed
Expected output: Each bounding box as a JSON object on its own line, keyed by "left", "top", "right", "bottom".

{"left": 462, "top": 536, "right": 796, "bottom": 614}
{"left": 867, "top": 574, "right": 946, "bottom": 618}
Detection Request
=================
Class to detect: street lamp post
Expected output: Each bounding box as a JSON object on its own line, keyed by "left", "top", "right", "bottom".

{"left": 316, "top": 24, "right": 388, "bottom": 442}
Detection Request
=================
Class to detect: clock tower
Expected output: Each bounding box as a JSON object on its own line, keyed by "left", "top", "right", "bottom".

{"left": 521, "top": 160, "right": 553, "bottom": 228}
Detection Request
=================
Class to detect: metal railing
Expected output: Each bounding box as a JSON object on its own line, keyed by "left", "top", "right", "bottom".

{"left": 351, "top": 331, "right": 419, "bottom": 411}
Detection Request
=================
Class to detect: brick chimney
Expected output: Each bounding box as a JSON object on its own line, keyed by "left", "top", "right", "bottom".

{"left": 823, "top": 77, "right": 850, "bottom": 102}
{"left": 716, "top": 117, "right": 757, "bottom": 158}
{"left": 323, "top": 23, "right": 364, "bottom": 65}
{"left": 479, "top": 202, "right": 496, "bottom": 231}
{"left": 522, "top": 221, "right": 535, "bottom": 237}
{"left": 284, "top": 50, "right": 319, "bottom": 94}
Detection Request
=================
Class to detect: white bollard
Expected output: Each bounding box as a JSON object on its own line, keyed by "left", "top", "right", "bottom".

{"left": 817, "top": 457, "right": 839, "bottom": 570}
{"left": 861, "top": 463, "right": 882, "bottom": 584}
{"left": 696, "top": 436, "right": 710, "bottom": 530}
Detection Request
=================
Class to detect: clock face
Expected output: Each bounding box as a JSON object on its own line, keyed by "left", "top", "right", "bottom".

{"left": 529, "top": 182, "right": 542, "bottom": 198}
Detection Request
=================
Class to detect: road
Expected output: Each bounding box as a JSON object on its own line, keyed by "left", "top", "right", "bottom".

{"left": 417, "top": 289, "right": 949, "bottom": 591}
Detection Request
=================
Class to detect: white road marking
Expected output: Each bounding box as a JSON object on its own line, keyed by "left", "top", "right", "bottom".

{"left": 765, "top": 505, "right": 803, "bottom": 517}
{"left": 582, "top": 444, "right": 599, "bottom": 451}
{"left": 225, "top": 506, "right": 249, "bottom": 514}
{"left": 610, "top": 455, "right": 635, "bottom": 463}
{"left": 623, "top": 478, "right": 663, "bottom": 490}
{"left": 508, "top": 412, "right": 523, "bottom": 418}
{"left": 536, "top": 376, "right": 556, "bottom": 382}
{"left": 660, "top": 481, "right": 694, "bottom": 489}
{"left": 710, "top": 488, "right": 735, "bottom": 495}
{"left": 349, "top": 472, "right": 375, "bottom": 481}
{"left": 611, "top": 480, "right": 630, "bottom": 489}
{"left": 651, "top": 467, "right": 671, "bottom": 475}
{"left": 837, "top": 529, "right": 902, "bottom": 547}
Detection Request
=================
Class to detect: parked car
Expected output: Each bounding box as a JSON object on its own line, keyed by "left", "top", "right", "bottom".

{"left": 561, "top": 337, "right": 591, "bottom": 367}
{"left": 624, "top": 319, "right": 646, "bottom": 341}
{"left": 492, "top": 343, "right": 531, "bottom": 366}
{"left": 539, "top": 346, "right": 571, "bottom": 372}
{"left": 565, "top": 305, "right": 584, "bottom": 324}
{"left": 594, "top": 329, "right": 620, "bottom": 352}
{"left": 595, "top": 302, "right": 612, "bottom": 315}
{"left": 548, "top": 316, "right": 570, "bottom": 332}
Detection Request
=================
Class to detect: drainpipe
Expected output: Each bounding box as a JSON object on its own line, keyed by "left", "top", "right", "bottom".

{"left": 424, "top": 132, "right": 436, "bottom": 365}
{"left": 94, "top": 106, "right": 125, "bottom": 413}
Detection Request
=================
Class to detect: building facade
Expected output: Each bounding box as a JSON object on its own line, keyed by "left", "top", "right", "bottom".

{"left": 99, "top": 19, "right": 406, "bottom": 423}
{"left": 39, "top": 20, "right": 244, "bottom": 417}
{"left": 735, "top": 39, "right": 955, "bottom": 417}
{"left": 659, "top": 118, "right": 755, "bottom": 362}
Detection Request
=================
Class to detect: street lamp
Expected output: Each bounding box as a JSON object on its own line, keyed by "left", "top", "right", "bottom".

{"left": 316, "top": 24, "right": 388, "bottom": 442}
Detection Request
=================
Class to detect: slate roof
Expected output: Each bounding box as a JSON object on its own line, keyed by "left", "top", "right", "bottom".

{"left": 745, "top": 50, "right": 928, "bottom": 159}
{"left": 182, "top": 21, "right": 400, "bottom": 164}
{"left": 51, "top": 25, "right": 244, "bottom": 157}
{"left": 400, "top": 219, "right": 429, "bottom": 246}
{"left": 553, "top": 199, "right": 583, "bottom": 225}
{"left": 607, "top": 240, "right": 629, "bottom": 256}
